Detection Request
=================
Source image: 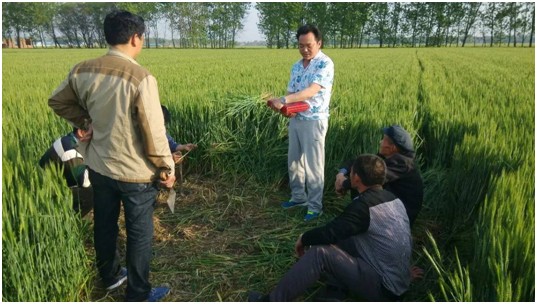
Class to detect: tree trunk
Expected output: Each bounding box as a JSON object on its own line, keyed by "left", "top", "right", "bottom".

{"left": 490, "top": 22, "right": 494, "bottom": 47}
{"left": 73, "top": 31, "right": 81, "bottom": 48}
{"left": 15, "top": 28, "right": 21, "bottom": 48}
{"left": 530, "top": 8, "right": 535, "bottom": 47}
{"left": 39, "top": 30, "right": 46, "bottom": 48}
{"left": 359, "top": 27, "right": 364, "bottom": 48}
{"left": 521, "top": 22, "right": 526, "bottom": 46}
{"left": 513, "top": 29, "right": 517, "bottom": 47}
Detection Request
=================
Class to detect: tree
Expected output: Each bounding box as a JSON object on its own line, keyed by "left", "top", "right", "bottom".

{"left": 461, "top": 3, "right": 482, "bottom": 47}
{"left": 228, "top": 2, "right": 250, "bottom": 48}
{"left": 389, "top": 2, "right": 403, "bottom": 47}
{"left": 495, "top": 3, "right": 510, "bottom": 46}
{"left": 256, "top": 2, "right": 283, "bottom": 48}
{"left": 302, "top": 2, "right": 331, "bottom": 46}
{"left": 2, "top": 2, "right": 34, "bottom": 48}
{"left": 484, "top": 2, "right": 498, "bottom": 47}
{"left": 404, "top": 2, "right": 426, "bottom": 47}
{"left": 527, "top": 2, "right": 535, "bottom": 47}
{"left": 56, "top": 3, "right": 83, "bottom": 47}
{"left": 444, "top": 2, "right": 464, "bottom": 47}
{"left": 371, "top": 2, "right": 390, "bottom": 48}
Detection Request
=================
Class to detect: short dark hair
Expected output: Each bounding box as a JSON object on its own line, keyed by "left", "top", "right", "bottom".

{"left": 351, "top": 154, "right": 386, "bottom": 186}
{"left": 161, "top": 105, "right": 171, "bottom": 124}
{"left": 296, "top": 24, "right": 322, "bottom": 41}
{"left": 104, "top": 10, "right": 145, "bottom": 45}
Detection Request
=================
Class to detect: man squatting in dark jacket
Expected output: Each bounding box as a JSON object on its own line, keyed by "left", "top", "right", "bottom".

{"left": 248, "top": 154, "right": 412, "bottom": 301}
{"left": 335, "top": 125, "right": 424, "bottom": 227}
{"left": 39, "top": 128, "right": 93, "bottom": 217}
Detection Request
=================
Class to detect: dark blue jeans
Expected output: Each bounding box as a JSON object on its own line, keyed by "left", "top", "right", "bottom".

{"left": 89, "top": 169, "right": 157, "bottom": 301}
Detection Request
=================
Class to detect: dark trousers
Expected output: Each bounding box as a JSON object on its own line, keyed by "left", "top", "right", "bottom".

{"left": 269, "top": 245, "right": 396, "bottom": 302}
{"left": 89, "top": 169, "right": 157, "bottom": 301}
{"left": 71, "top": 186, "right": 94, "bottom": 217}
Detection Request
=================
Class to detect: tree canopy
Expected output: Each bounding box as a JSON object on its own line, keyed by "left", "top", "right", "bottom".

{"left": 2, "top": 2, "right": 534, "bottom": 48}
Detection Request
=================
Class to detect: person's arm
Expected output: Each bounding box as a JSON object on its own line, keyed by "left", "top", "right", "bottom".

{"left": 48, "top": 67, "right": 91, "bottom": 129}
{"left": 283, "top": 83, "right": 322, "bottom": 104}
{"left": 166, "top": 132, "right": 180, "bottom": 152}
{"left": 300, "top": 199, "right": 370, "bottom": 246}
{"left": 134, "top": 75, "right": 175, "bottom": 180}
{"left": 39, "top": 146, "right": 55, "bottom": 169}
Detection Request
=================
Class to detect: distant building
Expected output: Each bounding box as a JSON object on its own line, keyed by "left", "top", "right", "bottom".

{"left": 2, "top": 38, "right": 33, "bottom": 48}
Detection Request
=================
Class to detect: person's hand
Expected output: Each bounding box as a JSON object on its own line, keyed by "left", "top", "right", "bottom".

{"left": 335, "top": 173, "right": 347, "bottom": 195}
{"left": 79, "top": 124, "right": 93, "bottom": 142}
{"left": 268, "top": 98, "right": 284, "bottom": 112}
{"left": 294, "top": 234, "right": 305, "bottom": 257}
{"left": 410, "top": 265, "right": 424, "bottom": 282}
{"left": 160, "top": 173, "right": 176, "bottom": 189}
{"left": 172, "top": 151, "right": 183, "bottom": 164}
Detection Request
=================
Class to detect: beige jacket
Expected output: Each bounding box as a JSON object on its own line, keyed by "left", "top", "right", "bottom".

{"left": 49, "top": 49, "right": 174, "bottom": 183}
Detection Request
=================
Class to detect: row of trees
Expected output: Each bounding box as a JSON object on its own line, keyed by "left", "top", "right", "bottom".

{"left": 2, "top": 2, "right": 250, "bottom": 49}
{"left": 257, "top": 2, "right": 535, "bottom": 48}
{"left": 2, "top": 2, "right": 535, "bottom": 49}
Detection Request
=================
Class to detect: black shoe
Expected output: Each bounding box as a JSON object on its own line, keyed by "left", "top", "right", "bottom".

{"left": 248, "top": 291, "right": 269, "bottom": 302}
{"left": 315, "top": 285, "right": 347, "bottom": 302}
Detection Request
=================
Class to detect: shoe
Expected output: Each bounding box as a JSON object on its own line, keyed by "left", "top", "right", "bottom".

{"left": 247, "top": 290, "right": 269, "bottom": 302}
{"left": 281, "top": 200, "right": 307, "bottom": 209}
{"left": 105, "top": 267, "right": 128, "bottom": 291}
{"left": 147, "top": 286, "right": 171, "bottom": 302}
{"left": 304, "top": 210, "right": 322, "bottom": 221}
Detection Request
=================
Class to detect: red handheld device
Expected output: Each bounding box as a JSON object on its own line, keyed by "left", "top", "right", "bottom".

{"left": 280, "top": 101, "right": 310, "bottom": 116}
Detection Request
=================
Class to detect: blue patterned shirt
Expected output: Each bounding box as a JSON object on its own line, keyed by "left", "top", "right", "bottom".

{"left": 286, "top": 50, "right": 334, "bottom": 120}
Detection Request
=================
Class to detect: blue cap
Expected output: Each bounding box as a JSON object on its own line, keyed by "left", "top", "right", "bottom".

{"left": 383, "top": 125, "right": 414, "bottom": 152}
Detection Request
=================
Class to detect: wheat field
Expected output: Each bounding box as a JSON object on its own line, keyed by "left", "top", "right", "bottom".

{"left": 2, "top": 47, "right": 534, "bottom": 301}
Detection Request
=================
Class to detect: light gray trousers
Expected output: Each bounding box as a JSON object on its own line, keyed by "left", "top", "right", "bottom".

{"left": 288, "top": 118, "right": 328, "bottom": 213}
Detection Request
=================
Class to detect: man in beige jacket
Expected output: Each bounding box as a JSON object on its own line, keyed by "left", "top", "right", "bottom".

{"left": 49, "top": 10, "right": 174, "bottom": 302}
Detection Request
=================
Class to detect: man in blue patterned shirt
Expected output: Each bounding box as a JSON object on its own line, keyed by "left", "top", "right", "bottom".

{"left": 268, "top": 24, "right": 335, "bottom": 221}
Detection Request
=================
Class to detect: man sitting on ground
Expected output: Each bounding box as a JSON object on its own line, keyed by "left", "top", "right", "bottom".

{"left": 248, "top": 154, "right": 412, "bottom": 302}
{"left": 335, "top": 125, "right": 424, "bottom": 227}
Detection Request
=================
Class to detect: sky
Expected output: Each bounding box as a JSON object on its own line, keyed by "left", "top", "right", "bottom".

{"left": 236, "top": 4, "right": 263, "bottom": 42}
